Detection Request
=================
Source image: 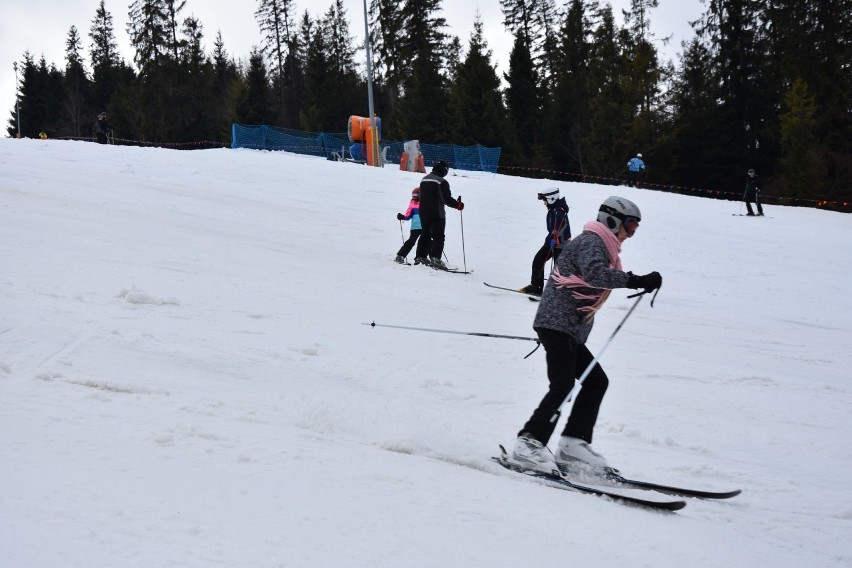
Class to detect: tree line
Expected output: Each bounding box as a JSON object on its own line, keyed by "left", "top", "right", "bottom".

{"left": 6, "top": 0, "right": 851, "bottom": 207}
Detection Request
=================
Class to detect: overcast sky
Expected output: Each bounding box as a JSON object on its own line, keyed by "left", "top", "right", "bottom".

{"left": 1, "top": 0, "right": 704, "bottom": 137}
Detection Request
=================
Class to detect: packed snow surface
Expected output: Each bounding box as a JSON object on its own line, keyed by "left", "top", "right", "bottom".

{"left": 1, "top": 138, "right": 850, "bottom": 567}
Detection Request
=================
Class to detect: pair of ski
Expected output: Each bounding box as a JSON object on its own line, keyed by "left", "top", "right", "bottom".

{"left": 483, "top": 282, "right": 540, "bottom": 301}
{"left": 431, "top": 264, "right": 472, "bottom": 274}
{"left": 394, "top": 258, "right": 472, "bottom": 274}
{"left": 492, "top": 446, "right": 740, "bottom": 511}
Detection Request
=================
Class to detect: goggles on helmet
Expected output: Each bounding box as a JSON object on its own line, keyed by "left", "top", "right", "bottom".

{"left": 623, "top": 216, "right": 640, "bottom": 236}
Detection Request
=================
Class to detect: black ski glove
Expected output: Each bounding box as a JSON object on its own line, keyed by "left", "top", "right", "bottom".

{"left": 626, "top": 271, "right": 662, "bottom": 292}
{"left": 397, "top": 213, "right": 405, "bottom": 220}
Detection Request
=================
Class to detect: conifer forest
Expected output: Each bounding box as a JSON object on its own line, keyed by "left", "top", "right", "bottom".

{"left": 6, "top": 0, "right": 851, "bottom": 209}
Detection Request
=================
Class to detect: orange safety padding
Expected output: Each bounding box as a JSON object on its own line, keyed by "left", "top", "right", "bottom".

{"left": 400, "top": 151, "right": 409, "bottom": 170}
{"left": 365, "top": 127, "right": 382, "bottom": 167}
{"left": 415, "top": 155, "right": 426, "bottom": 173}
{"left": 365, "top": 127, "right": 374, "bottom": 165}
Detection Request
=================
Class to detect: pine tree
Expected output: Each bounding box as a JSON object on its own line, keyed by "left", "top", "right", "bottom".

{"left": 62, "top": 26, "right": 92, "bottom": 137}
{"left": 503, "top": 29, "right": 543, "bottom": 166}
{"left": 89, "top": 0, "right": 129, "bottom": 116}
{"left": 211, "top": 31, "right": 240, "bottom": 138}
{"left": 127, "top": 0, "right": 169, "bottom": 72}
{"left": 777, "top": 78, "right": 822, "bottom": 200}
{"left": 236, "top": 49, "right": 275, "bottom": 126}
{"left": 694, "top": 0, "right": 770, "bottom": 177}
{"left": 368, "top": 0, "right": 406, "bottom": 120}
{"left": 447, "top": 14, "right": 508, "bottom": 148}
{"left": 177, "top": 16, "right": 217, "bottom": 142}
{"left": 546, "top": 0, "right": 592, "bottom": 174}
{"left": 581, "top": 3, "right": 633, "bottom": 176}
{"left": 500, "top": 0, "right": 559, "bottom": 79}
{"left": 14, "top": 54, "right": 65, "bottom": 138}
{"left": 394, "top": 0, "right": 450, "bottom": 142}
{"left": 654, "top": 38, "right": 732, "bottom": 188}
{"left": 255, "top": 0, "right": 297, "bottom": 124}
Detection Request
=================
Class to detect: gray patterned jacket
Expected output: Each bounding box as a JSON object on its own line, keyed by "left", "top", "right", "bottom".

{"left": 533, "top": 229, "right": 631, "bottom": 343}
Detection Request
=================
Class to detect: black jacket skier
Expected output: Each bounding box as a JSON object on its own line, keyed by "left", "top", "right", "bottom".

{"left": 414, "top": 160, "right": 463, "bottom": 267}
{"left": 743, "top": 169, "right": 763, "bottom": 216}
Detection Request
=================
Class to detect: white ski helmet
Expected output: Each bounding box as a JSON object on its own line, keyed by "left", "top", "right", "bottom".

{"left": 598, "top": 196, "right": 642, "bottom": 234}
{"left": 538, "top": 187, "right": 560, "bottom": 204}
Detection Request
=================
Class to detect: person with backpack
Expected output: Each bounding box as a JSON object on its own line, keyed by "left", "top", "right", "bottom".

{"left": 395, "top": 187, "right": 422, "bottom": 264}
{"left": 509, "top": 196, "right": 662, "bottom": 476}
{"left": 413, "top": 160, "right": 464, "bottom": 269}
{"left": 520, "top": 187, "right": 571, "bottom": 296}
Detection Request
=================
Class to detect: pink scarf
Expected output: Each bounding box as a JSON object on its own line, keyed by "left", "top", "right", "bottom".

{"left": 551, "top": 221, "right": 622, "bottom": 317}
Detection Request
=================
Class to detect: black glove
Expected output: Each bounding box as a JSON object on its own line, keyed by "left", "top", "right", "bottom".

{"left": 626, "top": 271, "right": 662, "bottom": 292}
{"left": 397, "top": 213, "right": 405, "bottom": 221}
{"left": 457, "top": 200, "right": 464, "bottom": 211}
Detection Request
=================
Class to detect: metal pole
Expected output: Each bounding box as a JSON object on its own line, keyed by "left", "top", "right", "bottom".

{"left": 13, "top": 62, "right": 21, "bottom": 138}
{"left": 362, "top": 0, "right": 380, "bottom": 167}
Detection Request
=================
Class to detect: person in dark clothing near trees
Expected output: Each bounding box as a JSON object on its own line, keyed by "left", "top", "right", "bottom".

{"left": 414, "top": 160, "right": 464, "bottom": 269}
{"left": 520, "top": 187, "right": 571, "bottom": 296}
{"left": 93, "top": 112, "right": 112, "bottom": 144}
{"left": 744, "top": 168, "right": 764, "bottom": 216}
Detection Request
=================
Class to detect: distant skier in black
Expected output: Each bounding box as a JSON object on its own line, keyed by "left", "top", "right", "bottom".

{"left": 93, "top": 112, "right": 111, "bottom": 144}
{"left": 413, "top": 160, "right": 464, "bottom": 269}
{"left": 743, "top": 168, "right": 764, "bottom": 216}
{"left": 520, "top": 187, "right": 571, "bottom": 296}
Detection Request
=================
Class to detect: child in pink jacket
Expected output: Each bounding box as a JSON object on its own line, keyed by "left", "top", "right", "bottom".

{"left": 395, "top": 187, "right": 422, "bottom": 263}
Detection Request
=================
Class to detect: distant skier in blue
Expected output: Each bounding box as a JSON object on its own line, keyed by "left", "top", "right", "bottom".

{"left": 626, "top": 153, "right": 645, "bottom": 187}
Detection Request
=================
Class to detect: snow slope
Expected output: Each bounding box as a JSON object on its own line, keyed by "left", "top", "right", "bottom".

{"left": 1, "top": 138, "right": 850, "bottom": 567}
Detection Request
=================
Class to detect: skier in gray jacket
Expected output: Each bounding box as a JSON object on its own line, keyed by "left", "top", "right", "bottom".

{"left": 509, "top": 196, "right": 663, "bottom": 475}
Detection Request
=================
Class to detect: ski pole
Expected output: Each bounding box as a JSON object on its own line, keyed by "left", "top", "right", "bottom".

{"left": 458, "top": 195, "right": 467, "bottom": 273}
{"left": 399, "top": 219, "right": 405, "bottom": 244}
{"left": 364, "top": 321, "right": 538, "bottom": 343}
{"left": 550, "top": 291, "right": 647, "bottom": 424}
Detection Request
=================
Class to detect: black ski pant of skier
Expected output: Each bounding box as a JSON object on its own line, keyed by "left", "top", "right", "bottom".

{"left": 744, "top": 192, "right": 763, "bottom": 215}
{"left": 530, "top": 239, "right": 562, "bottom": 289}
{"left": 519, "top": 328, "right": 609, "bottom": 445}
{"left": 396, "top": 229, "right": 422, "bottom": 259}
{"left": 415, "top": 216, "right": 446, "bottom": 260}
{"left": 627, "top": 171, "right": 640, "bottom": 187}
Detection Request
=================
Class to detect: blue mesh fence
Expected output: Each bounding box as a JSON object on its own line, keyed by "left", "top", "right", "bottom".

{"left": 231, "top": 124, "right": 501, "bottom": 173}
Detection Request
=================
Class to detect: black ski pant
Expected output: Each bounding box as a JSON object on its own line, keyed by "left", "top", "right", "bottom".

{"left": 627, "top": 171, "right": 640, "bottom": 187}
{"left": 396, "top": 229, "right": 422, "bottom": 258}
{"left": 745, "top": 192, "right": 763, "bottom": 215}
{"left": 415, "top": 216, "right": 446, "bottom": 260}
{"left": 519, "top": 328, "right": 609, "bottom": 446}
{"left": 530, "top": 239, "right": 562, "bottom": 288}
